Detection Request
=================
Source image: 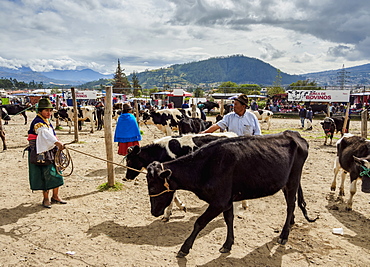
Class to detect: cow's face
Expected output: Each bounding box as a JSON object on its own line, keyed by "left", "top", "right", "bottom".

{"left": 125, "top": 145, "right": 144, "bottom": 180}
{"left": 146, "top": 161, "right": 174, "bottom": 217}
{"left": 321, "top": 118, "right": 335, "bottom": 136}
{"left": 354, "top": 156, "right": 370, "bottom": 193}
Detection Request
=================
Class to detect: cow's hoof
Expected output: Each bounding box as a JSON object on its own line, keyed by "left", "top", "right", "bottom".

{"left": 176, "top": 250, "right": 188, "bottom": 258}
{"left": 182, "top": 207, "right": 187, "bottom": 212}
{"left": 330, "top": 187, "right": 336, "bottom": 191}
{"left": 278, "top": 238, "right": 287, "bottom": 245}
{"left": 219, "top": 247, "right": 231, "bottom": 253}
{"left": 345, "top": 207, "right": 352, "bottom": 211}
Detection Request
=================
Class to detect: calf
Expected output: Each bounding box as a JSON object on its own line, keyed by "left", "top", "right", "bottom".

{"left": 331, "top": 134, "right": 370, "bottom": 210}
{"left": 178, "top": 117, "right": 212, "bottom": 135}
{"left": 321, "top": 116, "right": 350, "bottom": 145}
{"left": 126, "top": 132, "right": 239, "bottom": 221}
{"left": 146, "top": 130, "right": 317, "bottom": 257}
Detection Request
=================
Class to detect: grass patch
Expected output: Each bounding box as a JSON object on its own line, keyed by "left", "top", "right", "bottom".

{"left": 55, "top": 126, "right": 63, "bottom": 130}
{"left": 97, "top": 182, "right": 124, "bottom": 191}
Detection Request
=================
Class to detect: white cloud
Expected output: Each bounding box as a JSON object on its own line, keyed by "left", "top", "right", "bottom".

{"left": 0, "top": 0, "right": 369, "bottom": 77}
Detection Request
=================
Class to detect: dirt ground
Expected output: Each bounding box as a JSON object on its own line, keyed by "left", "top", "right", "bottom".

{"left": 0, "top": 112, "right": 369, "bottom": 267}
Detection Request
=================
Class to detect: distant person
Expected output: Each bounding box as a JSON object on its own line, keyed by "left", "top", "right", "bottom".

{"left": 251, "top": 100, "right": 258, "bottom": 111}
{"left": 114, "top": 104, "right": 142, "bottom": 156}
{"left": 197, "top": 101, "right": 206, "bottom": 120}
{"left": 306, "top": 107, "right": 313, "bottom": 130}
{"left": 181, "top": 101, "right": 189, "bottom": 108}
{"left": 298, "top": 106, "right": 307, "bottom": 128}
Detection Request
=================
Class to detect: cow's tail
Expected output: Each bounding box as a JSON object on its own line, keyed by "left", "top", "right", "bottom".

{"left": 297, "top": 184, "right": 318, "bottom": 222}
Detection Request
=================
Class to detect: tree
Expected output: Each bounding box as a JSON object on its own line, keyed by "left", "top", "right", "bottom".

{"left": 217, "top": 81, "right": 238, "bottom": 93}
{"left": 194, "top": 88, "right": 204, "bottom": 98}
{"left": 112, "top": 59, "right": 131, "bottom": 94}
{"left": 288, "top": 79, "right": 320, "bottom": 90}
{"left": 267, "top": 69, "right": 285, "bottom": 96}
{"left": 131, "top": 71, "right": 142, "bottom": 97}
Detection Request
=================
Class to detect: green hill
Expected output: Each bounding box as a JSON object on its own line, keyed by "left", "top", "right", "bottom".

{"left": 131, "top": 55, "right": 303, "bottom": 88}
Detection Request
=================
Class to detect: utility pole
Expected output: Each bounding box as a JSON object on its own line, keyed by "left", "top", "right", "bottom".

{"left": 337, "top": 64, "right": 350, "bottom": 90}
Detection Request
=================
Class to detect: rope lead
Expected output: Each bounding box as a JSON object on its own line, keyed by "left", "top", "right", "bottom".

{"left": 54, "top": 145, "right": 146, "bottom": 177}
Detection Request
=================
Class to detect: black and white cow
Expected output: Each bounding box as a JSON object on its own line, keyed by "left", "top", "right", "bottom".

{"left": 54, "top": 106, "right": 95, "bottom": 133}
{"left": 146, "top": 130, "right": 317, "bottom": 257}
{"left": 0, "top": 104, "right": 31, "bottom": 125}
{"left": 142, "top": 109, "right": 184, "bottom": 136}
{"left": 321, "top": 116, "right": 350, "bottom": 145}
{"left": 331, "top": 134, "right": 370, "bottom": 210}
{"left": 178, "top": 117, "right": 212, "bottom": 135}
{"left": 125, "top": 132, "right": 239, "bottom": 221}
{"left": 248, "top": 109, "right": 273, "bottom": 130}
{"left": 179, "top": 107, "right": 202, "bottom": 119}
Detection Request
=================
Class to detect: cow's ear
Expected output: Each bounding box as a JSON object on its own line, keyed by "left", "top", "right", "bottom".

{"left": 128, "top": 145, "right": 140, "bottom": 155}
{"left": 353, "top": 156, "right": 368, "bottom": 166}
{"left": 159, "top": 169, "right": 172, "bottom": 180}
{"left": 320, "top": 122, "right": 324, "bottom": 125}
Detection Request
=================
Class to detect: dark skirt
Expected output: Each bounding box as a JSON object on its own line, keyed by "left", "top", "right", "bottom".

{"left": 28, "top": 152, "right": 64, "bottom": 191}
{"left": 118, "top": 141, "right": 140, "bottom": 156}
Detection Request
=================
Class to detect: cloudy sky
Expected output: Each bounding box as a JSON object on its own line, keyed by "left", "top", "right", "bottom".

{"left": 1, "top": 0, "right": 370, "bottom": 76}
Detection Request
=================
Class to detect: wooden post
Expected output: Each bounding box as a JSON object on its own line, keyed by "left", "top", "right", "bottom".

{"left": 134, "top": 100, "right": 139, "bottom": 122}
{"left": 220, "top": 99, "right": 225, "bottom": 116}
{"left": 71, "top": 88, "right": 79, "bottom": 143}
{"left": 361, "top": 109, "right": 368, "bottom": 139}
{"left": 342, "top": 102, "right": 351, "bottom": 133}
{"left": 104, "top": 86, "right": 115, "bottom": 186}
{"left": 191, "top": 101, "right": 197, "bottom": 118}
{"left": 55, "top": 95, "right": 60, "bottom": 128}
{"left": 326, "top": 103, "right": 330, "bottom": 117}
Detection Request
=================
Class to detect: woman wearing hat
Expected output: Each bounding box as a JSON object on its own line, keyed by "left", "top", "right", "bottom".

{"left": 114, "top": 103, "right": 142, "bottom": 156}
{"left": 27, "top": 98, "right": 66, "bottom": 208}
{"left": 201, "top": 94, "right": 261, "bottom": 136}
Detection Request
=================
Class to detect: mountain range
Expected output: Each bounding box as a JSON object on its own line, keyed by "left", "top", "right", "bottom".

{"left": 1, "top": 55, "right": 370, "bottom": 88}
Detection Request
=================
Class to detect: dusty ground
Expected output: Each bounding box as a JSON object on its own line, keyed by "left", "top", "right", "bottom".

{"left": 0, "top": 112, "right": 369, "bottom": 267}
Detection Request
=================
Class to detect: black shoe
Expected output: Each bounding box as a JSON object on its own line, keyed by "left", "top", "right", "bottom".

{"left": 51, "top": 198, "right": 67, "bottom": 204}
{"left": 42, "top": 200, "right": 51, "bottom": 208}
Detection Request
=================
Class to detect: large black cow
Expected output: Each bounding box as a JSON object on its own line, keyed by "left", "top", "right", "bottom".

{"left": 202, "top": 101, "right": 219, "bottom": 114}
{"left": 146, "top": 130, "right": 317, "bottom": 257}
{"left": 320, "top": 116, "right": 350, "bottom": 145}
{"left": 178, "top": 117, "right": 212, "bottom": 135}
{"left": 311, "top": 104, "right": 328, "bottom": 115}
{"left": 0, "top": 104, "right": 31, "bottom": 125}
{"left": 331, "top": 134, "right": 370, "bottom": 211}
{"left": 125, "top": 132, "right": 238, "bottom": 221}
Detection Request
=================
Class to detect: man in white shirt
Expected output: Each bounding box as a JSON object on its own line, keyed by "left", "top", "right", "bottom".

{"left": 202, "top": 94, "right": 261, "bottom": 136}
